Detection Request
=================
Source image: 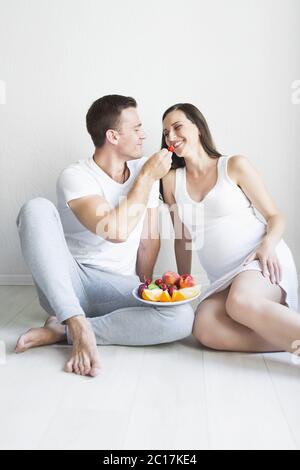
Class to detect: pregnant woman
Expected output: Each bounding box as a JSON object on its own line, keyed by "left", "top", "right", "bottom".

{"left": 161, "top": 103, "right": 299, "bottom": 353}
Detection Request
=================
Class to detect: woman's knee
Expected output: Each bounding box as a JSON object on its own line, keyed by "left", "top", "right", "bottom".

{"left": 225, "top": 291, "right": 258, "bottom": 322}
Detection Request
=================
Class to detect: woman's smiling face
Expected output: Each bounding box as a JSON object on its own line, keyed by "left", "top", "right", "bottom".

{"left": 163, "top": 110, "right": 201, "bottom": 157}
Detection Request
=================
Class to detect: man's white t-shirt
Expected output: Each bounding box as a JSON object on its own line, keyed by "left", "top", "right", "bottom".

{"left": 56, "top": 156, "right": 159, "bottom": 275}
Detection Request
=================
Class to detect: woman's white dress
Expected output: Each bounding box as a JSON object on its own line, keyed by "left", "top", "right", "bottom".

{"left": 174, "top": 155, "right": 299, "bottom": 310}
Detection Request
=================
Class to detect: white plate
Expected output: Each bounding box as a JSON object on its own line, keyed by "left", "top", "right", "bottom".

{"left": 132, "top": 287, "right": 201, "bottom": 307}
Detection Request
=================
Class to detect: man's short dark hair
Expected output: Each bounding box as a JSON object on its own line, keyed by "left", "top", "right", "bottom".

{"left": 86, "top": 94, "right": 137, "bottom": 148}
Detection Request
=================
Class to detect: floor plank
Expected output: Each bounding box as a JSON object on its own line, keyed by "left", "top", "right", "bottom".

{"left": 203, "top": 350, "right": 296, "bottom": 449}
{"left": 123, "top": 337, "right": 208, "bottom": 450}
{"left": 263, "top": 352, "right": 300, "bottom": 449}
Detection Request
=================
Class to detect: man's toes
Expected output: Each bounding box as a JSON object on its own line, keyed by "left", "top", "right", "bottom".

{"left": 15, "top": 336, "right": 25, "bottom": 353}
{"left": 89, "top": 359, "right": 101, "bottom": 377}
{"left": 89, "top": 367, "right": 100, "bottom": 377}
{"left": 15, "top": 330, "right": 33, "bottom": 353}
{"left": 78, "top": 358, "right": 86, "bottom": 376}
{"left": 82, "top": 355, "right": 91, "bottom": 376}
{"left": 73, "top": 359, "right": 81, "bottom": 375}
{"left": 64, "top": 359, "right": 74, "bottom": 373}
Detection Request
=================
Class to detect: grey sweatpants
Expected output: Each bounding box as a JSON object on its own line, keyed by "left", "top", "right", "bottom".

{"left": 16, "top": 197, "right": 195, "bottom": 345}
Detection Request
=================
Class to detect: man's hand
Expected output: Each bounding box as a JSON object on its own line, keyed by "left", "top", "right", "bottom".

{"left": 141, "top": 149, "right": 172, "bottom": 182}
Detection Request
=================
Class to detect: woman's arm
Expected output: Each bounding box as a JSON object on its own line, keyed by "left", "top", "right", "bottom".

{"left": 161, "top": 171, "right": 192, "bottom": 275}
{"left": 228, "top": 155, "right": 286, "bottom": 283}
{"left": 174, "top": 235, "right": 192, "bottom": 276}
{"left": 136, "top": 207, "right": 160, "bottom": 281}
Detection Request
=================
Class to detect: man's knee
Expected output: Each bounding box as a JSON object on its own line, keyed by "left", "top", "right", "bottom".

{"left": 17, "top": 197, "right": 56, "bottom": 227}
{"left": 157, "top": 303, "right": 195, "bottom": 342}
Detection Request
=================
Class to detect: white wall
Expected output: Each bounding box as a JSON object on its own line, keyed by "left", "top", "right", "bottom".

{"left": 0, "top": 0, "right": 299, "bottom": 284}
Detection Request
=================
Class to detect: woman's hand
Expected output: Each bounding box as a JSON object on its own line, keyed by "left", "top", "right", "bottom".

{"left": 243, "top": 240, "right": 282, "bottom": 284}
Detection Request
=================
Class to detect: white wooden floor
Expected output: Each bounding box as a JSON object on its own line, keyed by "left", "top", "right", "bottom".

{"left": 1, "top": 285, "right": 300, "bottom": 450}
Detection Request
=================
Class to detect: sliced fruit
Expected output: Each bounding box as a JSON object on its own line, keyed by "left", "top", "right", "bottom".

{"left": 142, "top": 289, "right": 163, "bottom": 302}
{"left": 160, "top": 290, "right": 172, "bottom": 302}
{"left": 177, "top": 285, "right": 201, "bottom": 299}
{"left": 148, "top": 283, "right": 160, "bottom": 290}
{"left": 171, "top": 290, "right": 186, "bottom": 302}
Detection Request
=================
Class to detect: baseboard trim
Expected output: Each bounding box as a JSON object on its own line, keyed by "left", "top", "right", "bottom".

{"left": 0, "top": 273, "right": 300, "bottom": 287}
{"left": 0, "top": 275, "right": 34, "bottom": 286}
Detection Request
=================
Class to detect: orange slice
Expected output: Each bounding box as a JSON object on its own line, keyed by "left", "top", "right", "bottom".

{"left": 142, "top": 289, "right": 162, "bottom": 302}
{"left": 171, "top": 290, "right": 186, "bottom": 302}
{"left": 160, "top": 290, "right": 172, "bottom": 302}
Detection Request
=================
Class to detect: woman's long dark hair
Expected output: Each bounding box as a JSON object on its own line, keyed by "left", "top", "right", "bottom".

{"left": 160, "top": 103, "right": 222, "bottom": 201}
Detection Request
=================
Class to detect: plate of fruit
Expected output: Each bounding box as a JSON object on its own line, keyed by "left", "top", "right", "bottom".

{"left": 132, "top": 271, "right": 201, "bottom": 306}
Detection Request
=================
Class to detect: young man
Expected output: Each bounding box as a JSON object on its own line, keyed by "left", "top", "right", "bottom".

{"left": 15, "top": 95, "right": 195, "bottom": 377}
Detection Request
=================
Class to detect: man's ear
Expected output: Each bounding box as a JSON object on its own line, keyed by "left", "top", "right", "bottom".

{"left": 106, "top": 129, "right": 119, "bottom": 145}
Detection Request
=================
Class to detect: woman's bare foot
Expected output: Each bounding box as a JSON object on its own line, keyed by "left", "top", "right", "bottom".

{"left": 15, "top": 316, "right": 66, "bottom": 353}
{"left": 64, "top": 316, "right": 101, "bottom": 378}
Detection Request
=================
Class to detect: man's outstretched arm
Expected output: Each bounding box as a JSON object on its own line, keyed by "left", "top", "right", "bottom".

{"left": 68, "top": 149, "right": 171, "bottom": 243}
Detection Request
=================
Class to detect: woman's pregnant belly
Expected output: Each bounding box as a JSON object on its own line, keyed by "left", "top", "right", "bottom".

{"left": 196, "top": 212, "right": 267, "bottom": 282}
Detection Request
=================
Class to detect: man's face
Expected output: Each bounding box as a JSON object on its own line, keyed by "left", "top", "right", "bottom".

{"left": 115, "top": 107, "right": 146, "bottom": 159}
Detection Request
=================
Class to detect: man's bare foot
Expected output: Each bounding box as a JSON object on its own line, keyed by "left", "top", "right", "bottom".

{"left": 15, "top": 316, "right": 66, "bottom": 353}
{"left": 64, "top": 316, "right": 100, "bottom": 378}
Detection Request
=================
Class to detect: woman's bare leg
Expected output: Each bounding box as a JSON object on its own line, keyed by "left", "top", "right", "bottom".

{"left": 225, "top": 270, "right": 300, "bottom": 353}
{"left": 193, "top": 287, "right": 281, "bottom": 352}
